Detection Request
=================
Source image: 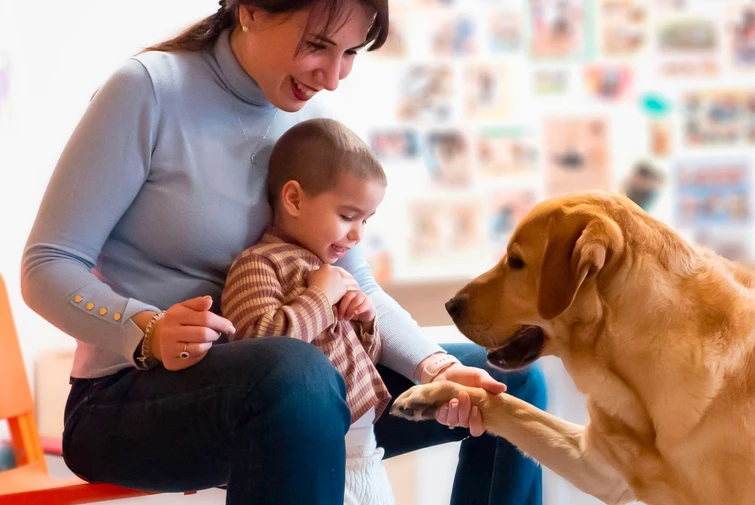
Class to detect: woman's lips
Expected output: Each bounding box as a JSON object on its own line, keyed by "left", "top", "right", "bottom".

{"left": 292, "top": 77, "right": 317, "bottom": 101}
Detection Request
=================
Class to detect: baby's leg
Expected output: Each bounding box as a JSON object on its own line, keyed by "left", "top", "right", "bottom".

{"left": 345, "top": 411, "right": 395, "bottom": 505}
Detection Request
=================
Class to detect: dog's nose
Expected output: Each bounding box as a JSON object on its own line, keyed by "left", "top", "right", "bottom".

{"left": 445, "top": 297, "right": 465, "bottom": 320}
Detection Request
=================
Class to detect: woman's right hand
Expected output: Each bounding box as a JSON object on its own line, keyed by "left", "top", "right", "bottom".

{"left": 150, "top": 296, "right": 236, "bottom": 371}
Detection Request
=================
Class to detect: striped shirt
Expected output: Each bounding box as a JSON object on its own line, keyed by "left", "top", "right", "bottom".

{"left": 221, "top": 228, "right": 391, "bottom": 423}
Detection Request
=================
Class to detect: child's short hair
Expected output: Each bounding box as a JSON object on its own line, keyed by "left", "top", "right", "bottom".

{"left": 267, "top": 118, "right": 386, "bottom": 210}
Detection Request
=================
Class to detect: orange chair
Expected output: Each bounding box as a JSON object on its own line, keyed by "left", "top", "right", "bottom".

{"left": 0, "top": 274, "right": 196, "bottom": 504}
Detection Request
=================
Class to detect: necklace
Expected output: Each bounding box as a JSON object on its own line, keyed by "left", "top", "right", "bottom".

{"left": 232, "top": 104, "right": 279, "bottom": 165}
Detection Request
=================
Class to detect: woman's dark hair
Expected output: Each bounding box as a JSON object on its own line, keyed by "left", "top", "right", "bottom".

{"left": 145, "top": 0, "right": 388, "bottom": 53}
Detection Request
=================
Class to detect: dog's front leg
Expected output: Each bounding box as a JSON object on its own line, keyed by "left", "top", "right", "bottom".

{"left": 392, "top": 382, "right": 636, "bottom": 505}
{"left": 490, "top": 393, "right": 635, "bottom": 505}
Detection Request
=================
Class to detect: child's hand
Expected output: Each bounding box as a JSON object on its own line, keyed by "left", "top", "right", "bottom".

{"left": 307, "top": 265, "right": 347, "bottom": 306}
{"left": 338, "top": 290, "right": 375, "bottom": 322}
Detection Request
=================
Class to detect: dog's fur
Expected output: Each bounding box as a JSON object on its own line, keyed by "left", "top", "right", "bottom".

{"left": 392, "top": 193, "right": 755, "bottom": 505}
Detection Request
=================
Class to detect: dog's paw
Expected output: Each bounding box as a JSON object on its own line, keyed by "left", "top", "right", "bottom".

{"left": 390, "top": 381, "right": 464, "bottom": 421}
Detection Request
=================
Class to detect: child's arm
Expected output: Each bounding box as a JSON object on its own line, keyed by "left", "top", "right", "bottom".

{"left": 221, "top": 253, "right": 335, "bottom": 342}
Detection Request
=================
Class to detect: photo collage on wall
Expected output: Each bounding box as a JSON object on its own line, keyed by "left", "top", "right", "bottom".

{"left": 356, "top": 0, "right": 755, "bottom": 283}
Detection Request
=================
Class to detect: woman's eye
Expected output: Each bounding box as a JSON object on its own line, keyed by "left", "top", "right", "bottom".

{"left": 340, "top": 215, "right": 354, "bottom": 222}
{"left": 508, "top": 256, "right": 525, "bottom": 270}
{"left": 307, "top": 42, "right": 327, "bottom": 51}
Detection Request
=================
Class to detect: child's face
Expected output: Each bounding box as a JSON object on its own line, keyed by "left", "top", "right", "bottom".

{"left": 295, "top": 173, "right": 386, "bottom": 264}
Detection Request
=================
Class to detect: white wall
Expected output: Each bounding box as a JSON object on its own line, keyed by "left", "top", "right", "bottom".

{"left": 0, "top": 0, "right": 217, "bottom": 390}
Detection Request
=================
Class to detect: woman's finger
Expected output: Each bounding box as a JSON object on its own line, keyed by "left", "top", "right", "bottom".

{"left": 435, "top": 404, "right": 450, "bottom": 425}
{"left": 179, "top": 295, "right": 213, "bottom": 312}
{"left": 170, "top": 308, "right": 235, "bottom": 335}
{"left": 176, "top": 341, "right": 213, "bottom": 356}
{"left": 163, "top": 325, "right": 221, "bottom": 343}
{"left": 446, "top": 398, "right": 460, "bottom": 427}
{"left": 162, "top": 351, "right": 205, "bottom": 371}
{"left": 469, "top": 406, "right": 484, "bottom": 437}
{"left": 456, "top": 391, "right": 472, "bottom": 427}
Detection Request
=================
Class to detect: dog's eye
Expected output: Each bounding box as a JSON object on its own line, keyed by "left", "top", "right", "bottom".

{"left": 508, "top": 256, "right": 525, "bottom": 270}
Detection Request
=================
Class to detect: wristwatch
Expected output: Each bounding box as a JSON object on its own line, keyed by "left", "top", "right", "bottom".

{"left": 419, "top": 353, "right": 460, "bottom": 384}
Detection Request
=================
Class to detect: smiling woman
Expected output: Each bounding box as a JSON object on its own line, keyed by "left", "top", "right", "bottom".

{"left": 147, "top": 0, "right": 388, "bottom": 112}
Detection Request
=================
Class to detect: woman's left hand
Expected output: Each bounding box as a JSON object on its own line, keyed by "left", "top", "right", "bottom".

{"left": 433, "top": 363, "right": 507, "bottom": 437}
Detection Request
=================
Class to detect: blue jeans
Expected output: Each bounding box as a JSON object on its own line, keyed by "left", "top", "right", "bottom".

{"left": 63, "top": 337, "right": 546, "bottom": 505}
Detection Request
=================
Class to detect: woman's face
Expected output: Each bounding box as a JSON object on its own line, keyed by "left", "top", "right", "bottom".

{"left": 232, "top": 2, "right": 374, "bottom": 112}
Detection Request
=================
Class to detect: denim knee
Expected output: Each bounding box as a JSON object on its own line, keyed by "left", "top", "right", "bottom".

{"left": 223, "top": 338, "right": 350, "bottom": 430}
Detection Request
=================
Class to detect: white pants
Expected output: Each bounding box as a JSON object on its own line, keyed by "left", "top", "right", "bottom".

{"left": 344, "top": 409, "right": 394, "bottom": 505}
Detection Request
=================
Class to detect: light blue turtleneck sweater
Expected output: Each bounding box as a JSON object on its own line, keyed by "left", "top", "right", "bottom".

{"left": 21, "top": 30, "right": 443, "bottom": 379}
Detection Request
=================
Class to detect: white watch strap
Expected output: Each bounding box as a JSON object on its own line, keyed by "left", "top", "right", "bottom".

{"left": 420, "top": 354, "right": 460, "bottom": 383}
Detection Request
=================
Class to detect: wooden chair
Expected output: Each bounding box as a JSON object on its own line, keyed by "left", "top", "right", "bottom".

{"left": 0, "top": 274, "right": 196, "bottom": 504}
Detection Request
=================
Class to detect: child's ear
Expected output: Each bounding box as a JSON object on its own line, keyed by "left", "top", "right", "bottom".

{"left": 280, "top": 181, "right": 304, "bottom": 217}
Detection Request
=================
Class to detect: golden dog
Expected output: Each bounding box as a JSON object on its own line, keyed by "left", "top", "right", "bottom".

{"left": 392, "top": 193, "right": 755, "bottom": 505}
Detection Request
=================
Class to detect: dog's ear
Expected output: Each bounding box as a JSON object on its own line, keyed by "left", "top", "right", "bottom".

{"left": 538, "top": 212, "right": 624, "bottom": 320}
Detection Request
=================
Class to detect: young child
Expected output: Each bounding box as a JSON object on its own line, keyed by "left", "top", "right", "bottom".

{"left": 221, "top": 118, "right": 394, "bottom": 505}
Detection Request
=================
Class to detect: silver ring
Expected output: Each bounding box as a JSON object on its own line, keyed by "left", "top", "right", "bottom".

{"left": 179, "top": 343, "right": 190, "bottom": 359}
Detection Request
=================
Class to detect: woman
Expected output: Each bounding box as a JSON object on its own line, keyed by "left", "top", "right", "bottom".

{"left": 21, "top": 1, "right": 547, "bottom": 504}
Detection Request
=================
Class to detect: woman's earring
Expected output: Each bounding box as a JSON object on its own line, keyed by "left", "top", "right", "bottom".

{"left": 241, "top": 25, "right": 249, "bottom": 33}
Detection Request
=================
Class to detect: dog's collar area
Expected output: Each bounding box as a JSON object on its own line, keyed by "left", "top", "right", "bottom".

{"left": 486, "top": 325, "right": 545, "bottom": 371}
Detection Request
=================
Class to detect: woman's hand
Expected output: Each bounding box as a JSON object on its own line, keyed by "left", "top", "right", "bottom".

{"left": 150, "top": 296, "right": 236, "bottom": 371}
{"left": 433, "top": 363, "right": 507, "bottom": 437}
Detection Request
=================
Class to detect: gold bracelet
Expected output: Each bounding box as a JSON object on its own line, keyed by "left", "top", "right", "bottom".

{"left": 137, "top": 311, "right": 165, "bottom": 370}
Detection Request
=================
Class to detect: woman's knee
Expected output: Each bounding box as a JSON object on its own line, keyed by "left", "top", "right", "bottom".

{"left": 216, "top": 337, "right": 349, "bottom": 420}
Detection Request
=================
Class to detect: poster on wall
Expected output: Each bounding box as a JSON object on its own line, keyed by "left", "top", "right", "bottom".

{"left": 725, "top": 3, "right": 755, "bottom": 71}
{"left": 423, "top": 129, "right": 473, "bottom": 187}
{"left": 675, "top": 157, "right": 751, "bottom": 228}
{"left": 544, "top": 116, "right": 612, "bottom": 197}
{"left": 599, "top": 0, "right": 647, "bottom": 57}
{"left": 369, "top": 128, "right": 421, "bottom": 161}
{"left": 488, "top": 6, "right": 524, "bottom": 53}
{"left": 397, "top": 64, "right": 455, "bottom": 123}
{"left": 476, "top": 126, "right": 538, "bottom": 179}
{"left": 684, "top": 89, "right": 755, "bottom": 147}
{"left": 656, "top": 16, "right": 720, "bottom": 77}
{"left": 528, "top": 0, "right": 589, "bottom": 60}
{"left": 532, "top": 68, "right": 570, "bottom": 95}
{"left": 489, "top": 190, "right": 537, "bottom": 255}
{"left": 583, "top": 64, "right": 634, "bottom": 101}
{"left": 428, "top": 11, "right": 478, "bottom": 57}
{"left": 407, "top": 198, "right": 486, "bottom": 265}
{"left": 463, "top": 63, "right": 511, "bottom": 120}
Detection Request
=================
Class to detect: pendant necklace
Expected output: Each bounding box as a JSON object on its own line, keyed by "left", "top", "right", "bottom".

{"left": 232, "top": 103, "right": 279, "bottom": 165}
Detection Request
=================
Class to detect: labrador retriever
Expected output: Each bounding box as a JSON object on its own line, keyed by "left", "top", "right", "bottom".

{"left": 391, "top": 192, "right": 755, "bottom": 505}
